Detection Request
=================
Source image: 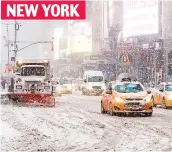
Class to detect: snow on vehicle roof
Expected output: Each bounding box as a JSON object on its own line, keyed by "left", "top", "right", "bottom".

{"left": 21, "top": 65, "right": 45, "bottom": 68}
{"left": 117, "top": 73, "right": 136, "bottom": 80}
{"left": 115, "top": 81, "right": 142, "bottom": 85}
{"left": 16, "top": 59, "right": 49, "bottom": 63}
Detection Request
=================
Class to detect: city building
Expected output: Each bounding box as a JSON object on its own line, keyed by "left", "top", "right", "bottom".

{"left": 50, "top": 0, "right": 172, "bottom": 82}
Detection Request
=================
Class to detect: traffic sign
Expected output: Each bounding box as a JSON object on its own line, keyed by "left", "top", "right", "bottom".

{"left": 90, "top": 55, "right": 100, "bottom": 60}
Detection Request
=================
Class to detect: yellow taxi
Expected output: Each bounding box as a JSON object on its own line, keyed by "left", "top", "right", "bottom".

{"left": 101, "top": 81, "right": 153, "bottom": 116}
{"left": 52, "top": 79, "right": 62, "bottom": 96}
{"left": 152, "top": 82, "right": 172, "bottom": 108}
{"left": 60, "top": 78, "right": 73, "bottom": 94}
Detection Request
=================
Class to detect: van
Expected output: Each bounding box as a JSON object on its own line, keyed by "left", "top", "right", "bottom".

{"left": 82, "top": 70, "right": 106, "bottom": 95}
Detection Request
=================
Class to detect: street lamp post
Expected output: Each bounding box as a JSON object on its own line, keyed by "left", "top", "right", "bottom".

{"left": 1, "top": 22, "right": 14, "bottom": 84}
{"left": 1, "top": 22, "right": 15, "bottom": 65}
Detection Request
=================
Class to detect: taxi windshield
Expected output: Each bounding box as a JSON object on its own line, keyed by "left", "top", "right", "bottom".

{"left": 114, "top": 83, "right": 144, "bottom": 93}
{"left": 165, "top": 85, "right": 172, "bottom": 91}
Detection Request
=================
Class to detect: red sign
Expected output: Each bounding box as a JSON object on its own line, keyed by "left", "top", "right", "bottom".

{"left": 5, "top": 64, "right": 13, "bottom": 72}
{"left": 1, "top": 0, "right": 86, "bottom": 20}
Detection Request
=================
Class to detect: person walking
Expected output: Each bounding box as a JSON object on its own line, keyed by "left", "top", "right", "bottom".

{"left": 1, "top": 76, "right": 6, "bottom": 89}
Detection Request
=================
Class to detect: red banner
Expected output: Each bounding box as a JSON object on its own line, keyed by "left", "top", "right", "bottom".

{"left": 1, "top": 0, "right": 86, "bottom": 20}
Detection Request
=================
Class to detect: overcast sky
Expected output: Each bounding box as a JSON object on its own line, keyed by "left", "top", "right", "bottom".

{"left": 1, "top": 20, "right": 67, "bottom": 72}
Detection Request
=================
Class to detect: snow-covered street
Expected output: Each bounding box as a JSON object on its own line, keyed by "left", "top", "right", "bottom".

{"left": 1, "top": 92, "right": 172, "bottom": 152}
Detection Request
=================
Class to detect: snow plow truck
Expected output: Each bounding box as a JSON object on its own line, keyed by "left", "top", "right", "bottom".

{"left": 8, "top": 59, "right": 55, "bottom": 107}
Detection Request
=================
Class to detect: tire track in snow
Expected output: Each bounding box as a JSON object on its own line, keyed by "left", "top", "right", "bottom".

{"left": 1, "top": 93, "right": 172, "bottom": 151}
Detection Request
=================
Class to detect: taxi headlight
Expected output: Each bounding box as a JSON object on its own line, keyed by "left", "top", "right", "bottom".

{"left": 56, "top": 85, "right": 60, "bottom": 89}
{"left": 102, "top": 85, "right": 106, "bottom": 90}
{"left": 167, "top": 94, "right": 172, "bottom": 100}
{"left": 68, "top": 85, "right": 72, "bottom": 89}
{"left": 115, "top": 97, "right": 124, "bottom": 103}
{"left": 144, "top": 95, "right": 152, "bottom": 102}
{"left": 87, "top": 85, "right": 92, "bottom": 90}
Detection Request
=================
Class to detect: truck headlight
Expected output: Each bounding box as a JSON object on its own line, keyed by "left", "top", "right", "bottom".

{"left": 44, "top": 86, "right": 50, "bottom": 89}
{"left": 16, "top": 85, "right": 22, "bottom": 89}
{"left": 16, "top": 78, "right": 22, "bottom": 83}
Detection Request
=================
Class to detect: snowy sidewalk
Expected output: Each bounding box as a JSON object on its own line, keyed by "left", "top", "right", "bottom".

{"left": 1, "top": 88, "right": 9, "bottom": 104}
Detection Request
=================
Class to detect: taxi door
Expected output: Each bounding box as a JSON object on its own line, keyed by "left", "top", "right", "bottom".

{"left": 153, "top": 86, "right": 160, "bottom": 105}
{"left": 102, "top": 82, "right": 112, "bottom": 111}
{"left": 153, "top": 85, "right": 162, "bottom": 105}
{"left": 159, "top": 84, "right": 165, "bottom": 104}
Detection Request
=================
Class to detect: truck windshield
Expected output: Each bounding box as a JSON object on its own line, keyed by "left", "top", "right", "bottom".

{"left": 21, "top": 67, "right": 45, "bottom": 76}
{"left": 88, "top": 76, "right": 103, "bottom": 82}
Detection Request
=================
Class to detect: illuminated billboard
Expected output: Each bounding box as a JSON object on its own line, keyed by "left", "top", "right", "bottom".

{"left": 67, "top": 21, "right": 92, "bottom": 54}
{"left": 67, "top": 35, "right": 92, "bottom": 54}
{"left": 123, "top": 0, "right": 159, "bottom": 37}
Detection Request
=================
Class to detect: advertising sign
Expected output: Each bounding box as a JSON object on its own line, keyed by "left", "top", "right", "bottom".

{"left": 123, "top": 0, "right": 159, "bottom": 37}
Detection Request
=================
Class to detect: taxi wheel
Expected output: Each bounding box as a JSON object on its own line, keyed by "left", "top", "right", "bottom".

{"left": 162, "top": 98, "right": 167, "bottom": 109}
{"left": 145, "top": 112, "right": 152, "bottom": 117}
{"left": 109, "top": 103, "right": 114, "bottom": 116}
{"left": 101, "top": 101, "right": 106, "bottom": 114}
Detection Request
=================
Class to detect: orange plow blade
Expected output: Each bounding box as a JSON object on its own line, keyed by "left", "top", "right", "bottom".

{"left": 8, "top": 93, "right": 55, "bottom": 107}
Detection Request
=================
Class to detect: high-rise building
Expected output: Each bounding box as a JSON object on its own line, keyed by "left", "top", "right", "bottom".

{"left": 161, "top": 1, "right": 172, "bottom": 81}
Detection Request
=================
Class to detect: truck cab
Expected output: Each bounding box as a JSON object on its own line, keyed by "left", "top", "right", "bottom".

{"left": 8, "top": 59, "right": 55, "bottom": 107}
